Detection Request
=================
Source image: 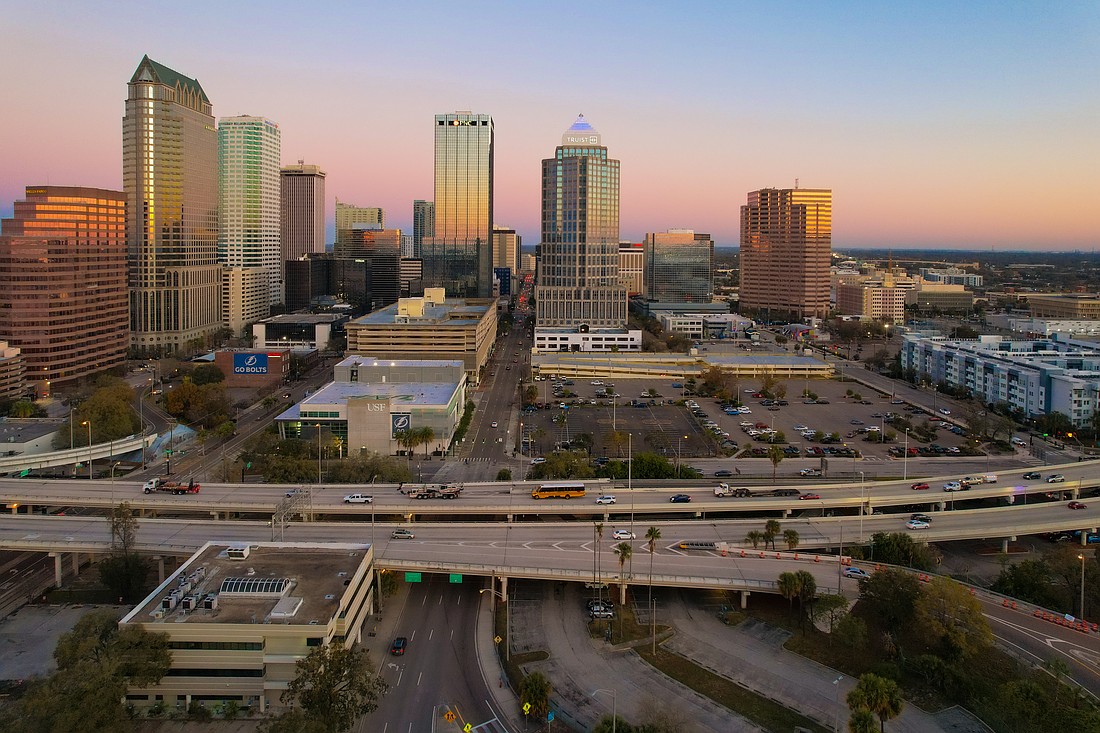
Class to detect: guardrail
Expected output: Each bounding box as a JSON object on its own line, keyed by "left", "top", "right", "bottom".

{"left": 0, "top": 434, "right": 155, "bottom": 472}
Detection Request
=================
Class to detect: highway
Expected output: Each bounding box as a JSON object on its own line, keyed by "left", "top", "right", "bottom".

{"left": 2, "top": 460, "right": 1097, "bottom": 523}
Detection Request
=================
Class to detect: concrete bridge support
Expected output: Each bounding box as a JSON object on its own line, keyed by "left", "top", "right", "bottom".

{"left": 155, "top": 556, "right": 166, "bottom": 584}
{"left": 740, "top": 590, "right": 750, "bottom": 609}
{"left": 1001, "top": 536, "right": 1016, "bottom": 553}
{"left": 1083, "top": 529, "right": 1098, "bottom": 547}
{"left": 50, "top": 552, "right": 62, "bottom": 588}
{"left": 71, "top": 552, "right": 80, "bottom": 577}
{"left": 619, "top": 576, "right": 628, "bottom": 606}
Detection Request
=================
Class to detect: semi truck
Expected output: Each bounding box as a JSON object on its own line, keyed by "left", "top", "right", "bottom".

{"left": 142, "top": 478, "right": 200, "bottom": 495}
{"left": 714, "top": 483, "right": 753, "bottom": 498}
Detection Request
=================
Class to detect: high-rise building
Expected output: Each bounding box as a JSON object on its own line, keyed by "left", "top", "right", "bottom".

{"left": 739, "top": 187, "right": 831, "bottom": 321}
{"left": 492, "top": 225, "right": 521, "bottom": 274}
{"left": 535, "top": 115, "right": 626, "bottom": 329}
{"left": 335, "top": 201, "right": 384, "bottom": 251}
{"left": 412, "top": 200, "right": 434, "bottom": 258}
{"left": 334, "top": 226, "right": 403, "bottom": 310}
{"left": 124, "top": 55, "right": 221, "bottom": 356}
{"left": 281, "top": 161, "right": 326, "bottom": 268}
{"left": 644, "top": 229, "right": 713, "bottom": 303}
{"left": 0, "top": 186, "right": 128, "bottom": 395}
{"left": 218, "top": 115, "right": 282, "bottom": 320}
{"left": 618, "top": 242, "right": 644, "bottom": 297}
{"left": 423, "top": 112, "right": 494, "bottom": 297}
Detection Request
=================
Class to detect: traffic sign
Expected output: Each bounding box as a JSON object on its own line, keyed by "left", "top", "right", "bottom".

{"left": 443, "top": 711, "right": 456, "bottom": 722}
{"left": 404, "top": 572, "right": 422, "bottom": 583}
{"left": 547, "top": 711, "right": 555, "bottom": 722}
{"left": 494, "top": 635, "right": 503, "bottom": 644}
{"left": 449, "top": 573, "right": 463, "bottom": 583}
{"left": 463, "top": 724, "right": 472, "bottom": 732}
{"left": 523, "top": 702, "right": 531, "bottom": 715}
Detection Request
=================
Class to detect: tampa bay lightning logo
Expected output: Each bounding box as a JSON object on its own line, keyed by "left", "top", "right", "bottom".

{"left": 245, "top": 355, "right": 258, "bottom": 367}
{"left": 393, "top": 415, "right": 410, "bottom": 430}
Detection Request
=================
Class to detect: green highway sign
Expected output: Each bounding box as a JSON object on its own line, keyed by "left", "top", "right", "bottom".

{"left": 404, "top": 572, "right": 422, "bottom": 583}
{"left": 449, "top": 573, "right": 463, "bottom": 583}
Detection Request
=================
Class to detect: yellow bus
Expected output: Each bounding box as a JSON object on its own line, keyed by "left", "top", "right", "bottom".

{"left": 531, "top": 482, "right": 586, "bottom": 500}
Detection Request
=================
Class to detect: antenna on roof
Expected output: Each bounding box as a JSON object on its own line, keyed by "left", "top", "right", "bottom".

{"left": 795, "top": 178, "right": 799, "bottom": 189}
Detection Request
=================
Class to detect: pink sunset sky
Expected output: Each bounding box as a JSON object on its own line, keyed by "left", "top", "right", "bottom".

{"left": 1, "top": 2, "right": 1097, "bottom": 250}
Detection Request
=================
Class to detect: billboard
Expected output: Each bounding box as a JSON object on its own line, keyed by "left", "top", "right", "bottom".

{"left": 233, "top": 353, "right": 269, "bottom": 374}
{"left": 391, "top": 413, "right": 412, "bottom": 437}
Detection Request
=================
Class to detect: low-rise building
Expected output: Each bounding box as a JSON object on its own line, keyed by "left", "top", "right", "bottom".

{"left": 212, "top": 349, "right": 291, "bottom": 388}
{"left": 276, "top": 356, "right": 467, "bottom": 455}
{"left": 252, "top": 313, "right": 349, "bottom": 352}
{"left": 657, "top": 313, "right": 752, "bottom": 340}
{"left": 905, "top": 284, "right": 974, "bottom": 313}
{"left": 533, "top": 327, "right": 642, "bottom": 353}
{"left": 1029, "top": 294, "right": 1100, "bottom": 320}
{"left": 120, "top": 541, "right": 375, "bottom": 714}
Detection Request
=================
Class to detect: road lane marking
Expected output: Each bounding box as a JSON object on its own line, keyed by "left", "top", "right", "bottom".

{"left": 396, "top": 668, "right": 403, "bottom": 686}
{"left": 438, "top": 594, "right": 444, "bottom": 605}
{"left": 429, "top": 628, "right": 434, "bottom": 641}
{"left": 417, "top": 671, "right": 422, "bottom": 686}
{"left": 410, "top": 630, "right": 416, "bottom": 640}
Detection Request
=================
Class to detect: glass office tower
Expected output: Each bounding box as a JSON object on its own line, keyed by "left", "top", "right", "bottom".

{"left": 423, "top": 112, "right": 494, "bottom": 297}
{"left": 644, "top": 229, "right": 713, "bottom": 302}
{"left": 535, "top": 115, "right": 626, "bottom": 328}
{"left": 124, "top": 55, "right": 221, "bottom": 356}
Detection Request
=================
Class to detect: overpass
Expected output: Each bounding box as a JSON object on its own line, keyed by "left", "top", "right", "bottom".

{"left": 0, "top": 434, "right": 155, "bottom": 473}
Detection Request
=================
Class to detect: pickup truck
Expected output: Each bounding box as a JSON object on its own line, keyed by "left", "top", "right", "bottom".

{"left": 799, "top": 468, "right": 822, "bottom": 477}
{"left": 142, "top": 478, "right": 200, "bottom": 495}
{"left": 714, "top": 484, "right": 753, "bottom": 498}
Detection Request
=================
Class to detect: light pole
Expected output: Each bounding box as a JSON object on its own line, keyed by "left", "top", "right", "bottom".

{"left": 1079, "top": 554, "right": 1087, "bottom": 620}
{"left": 316, "top": 423, "right": 322, "bottom": 484}
{"left": 81, "top": 421, "right": 92, "bottom": 480}
{"left": 903, "top": 428, "right": 910, "bottom": 481}
{"left": 832, "top": 675, "right": 844, "bottom": 733}
{"left": 858, "top": 470, "right": 865, "bottom": 542}
{"left": 676, "top": 434, "right": 687, "bottom": 478}
{"left": 479, "top": 587, "right": 510, "bottom": 662}
{"left": 590, "top": 688, "right": 617, "bottom": 733}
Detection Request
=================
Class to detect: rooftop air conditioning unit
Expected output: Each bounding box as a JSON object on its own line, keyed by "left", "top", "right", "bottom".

{"left": 227, "top": 545, "right": 251, "bottom": 561}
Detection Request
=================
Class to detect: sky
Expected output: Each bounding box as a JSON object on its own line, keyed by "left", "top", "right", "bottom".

{"left": 1, "top": 1, "right": 1098, "bottom": 250}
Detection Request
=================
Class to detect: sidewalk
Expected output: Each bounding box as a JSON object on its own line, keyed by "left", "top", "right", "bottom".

{"left": 661, "top": 593, "right": 949, "bottom": 733}
{"left": 474, "top": 591, "right": 526, "bottom": 732}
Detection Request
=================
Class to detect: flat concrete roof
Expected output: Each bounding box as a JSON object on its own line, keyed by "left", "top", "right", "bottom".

{"left": 130, "top": 542, "right": 370, "bottom": 626}
{"left": 336, "top": 355, "right": 463, "bottom": 369}
{"left": 276, "top": 381, "right": 459, "bottom": 420}
{"left": 0, "top": 419, "right": 61, "bottom": 445}
{"left": 260, "top": 313, "right": 348, "bottom": 324}
{"left": 352, "top": 299, "right": 491, "bottom": 327}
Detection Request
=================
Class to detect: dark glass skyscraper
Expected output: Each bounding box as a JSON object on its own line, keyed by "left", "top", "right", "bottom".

{"left": 535, "top": 115, "right": 626, "bottom": 328}
{"left": 423, "top": 112, "right": 493, "bottom": 297}
{"left": 644, "top": 229, "right": 713, "bottom": 302}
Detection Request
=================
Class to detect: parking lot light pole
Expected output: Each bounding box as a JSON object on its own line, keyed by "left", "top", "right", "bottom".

{"left": 81, "top": 420, "right": 92, "bottom": 480}
{"left": 832, "top": 675, "right": 844, "bottom": 733}
{"left": 859, "top": 470, "right": 866, "bottom": 542}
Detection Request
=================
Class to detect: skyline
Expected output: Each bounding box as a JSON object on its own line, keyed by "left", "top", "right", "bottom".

{"left": 1, "top": 2, "right": 1098, "bottom": 250}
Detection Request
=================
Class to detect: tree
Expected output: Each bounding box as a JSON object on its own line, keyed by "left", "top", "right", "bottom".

{"left": 496, "top": 468, "right": 512, "bottom": 481}
{"left": 858, "top": 568, "right": 920, "bottom": 634}
{"left": 767, "top": 443, "right": 784, "bottom": 483}
{"left": 795, "top": 569, "right": 817, "bottom": 629}
{"left": 914, "top": 576, "right": 992, "bottom": 660}
{"left": 813, "top": 593, "right": 849, "bottom": 634}
{"left": 783, "top": 529, "right": 800, "bottom": 550}
{"left": 645, "top": 526, "right": 661, "bottom": 607}
{"left": 744, "top": 530, "right": 764, "bottom": 549}
{"left": 764, "top": 519, "right": 781, "bottom": 550}
{"left": 777, "top": 571, "right": 801, "bottom": 619}
{"left": 614, "top": 541, "right": 633, "bottom": 605}
{"left": 593, "top": 716, "right": 635, "bottom": 733}
{"left": 271, "top": 643, "right": 388, "bottom": 733}
{"left": 190, "top": 363, "right": 225, "bottom": 385}
{"left": 833, "top": 614, "right": 868, "bottom": 650}
{"left": 867, "top": 531, "right": 938, "bottom": 571}
{"left": 847, "top": 673, "right": 903, "bottom": 733}
{"left": 520, "top": 670, "right": 552, "bottom": 720}
{"left": 848, "top": 709, "right": 877, "bottom": 733}
{"left": 98, "top": 502, "right": 149, "bottom": 603}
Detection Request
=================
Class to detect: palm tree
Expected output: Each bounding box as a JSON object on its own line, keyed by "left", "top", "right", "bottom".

{"left": 847, "top": 673, "right": 904, "bottom": 733}
{"left": 783, "top": 529, "right": 800, "bottom": 551}
{"left": 764, "top": 519, "right": 781, "bottom": 550}
{"left": 417, "top": 426, "right": 435, "bottom": 459}
{"left": 520, "top": 670, "right": 552, "bottom": 719}
{"left": 645, "top": 526, "right": 661, "bottom": 605}
{"left": 849, "top": 709, "right": 877, "bottom": 733}
{"left": 777, "top": 571, "right": 801, "bottom": 620}
{"left": 613, "top": 541, "right": 633, "bottom": 606}
{"left": 745, "top": 530, "right": 764, "bottom": 549}
{"left": 795, "top": 569, "right": 817, "bottom": 630}
{"left": 767, "top": 443, "right": 784, "bottom": 484}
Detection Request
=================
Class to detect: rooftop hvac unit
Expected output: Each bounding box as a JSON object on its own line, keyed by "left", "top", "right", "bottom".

{"left": 181, "top": 596, "right": 196, "bottom": 611}
{"left": 203, "top": 594, "right": 219, "bottom": 610}
{"left": 227, "top": 545, "right": 251, "bottom": 561}
{"left": 160, "top": 595, "right": 176, "bottom": 611}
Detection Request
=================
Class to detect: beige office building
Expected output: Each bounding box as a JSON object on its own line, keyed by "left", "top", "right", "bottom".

{"left": 125, "top": 56, "right": 222, "bottom": 356}
{"left": 121, "top": 542, "right": 375, "bottom": 714}
{"left": 835, "top": 281, "right": 906, "bottom": 322}
{"left": 740, "top": 188, "right": 831, "bottom": 321}
{"left": 618, "top": 242, "right": 644, "bottom": 297}
{"left": 492, "top": 225, "right": 520, "bottom": 273}
{"left": 1029, "top": 294, "right": 1100, "bottom": 320}
{"left": 281, "top": 163, "right": 326, "bottom": 259}
{"left": 345, "top": 288, "right": 497, "bottom": 382}
{"left": 222, "top": 267, "right": 270, "bottom": 338}
{"left": 335, "top": 201, "right": 384, "bottom": 251}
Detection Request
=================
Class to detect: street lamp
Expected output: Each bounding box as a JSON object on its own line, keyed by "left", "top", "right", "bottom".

{"left": 676, "top": 434, "right": 687, "bottom": 478}
{"left": 479, "top": 587, "right": 510, "bottom": 662}
{"left": 316, "top": 423, "right": 322, "bottom": 484}
{"left": 832, "top": 675, "right": 844, "bottom": 733}
{"left": 903, "top": 428, "right": 910, "bottom": 481}
{"left": 81, "top": 420, "right": 92, "bottom": 480}
{"left": 1079, "top": 554, "right": 1087, "bottom": 620}
{"left": 858, "top": 470, "right": 866, "bottom": 542}
{"left": 590, "top": 688, "right": 617, "bottom": 733}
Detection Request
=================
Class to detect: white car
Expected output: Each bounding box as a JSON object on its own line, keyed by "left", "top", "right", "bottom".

{"left": 531, "top": 457, "right": 546, "bottom": 465}
{"left": 843, "top": 567, "right": 871, "bottom": 579}
{"left": 942, "top": 482, "right": 962, "bottom": 492}
{"left": 590, "top": 380, "right": 603, "bottom": 386}
{"left": 1047, "top": 474, "right": 1065, "bottom": 483}
{"left": 906, "top": 519, "right": 930, "bottom": 530}
{"left": 343, "top": 493, "right": 373, "bottom": 504}
{"left": 491, "top": 421, "right": 498, "bottom": 428}
{"left": 612, "top": 530, "right": 636, "bottom": 540}
{"left": 939, "top": 408, "right": 951, "bottom": 416}
{"left": 595, "top": 495, "right": 616, "bottom": 505}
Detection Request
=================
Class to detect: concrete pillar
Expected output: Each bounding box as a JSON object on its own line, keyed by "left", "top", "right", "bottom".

{"left": 506, "top": 513, "right": 513, "bottom": 523}
{"left": 783, "top": 509, "right": 791, "bottom": 517}
{"left": 619, "top": 577, "right": 628, "bottom": 606}
{"left": 499, "top": 575, "right": 508, "bottom": 600}
{"left": 603, "top": 512, "right": 609, "bottom": 522}
{"left": 740, "top": 590, "right": 750, "bottom": 609}
{"left": 1001, "top": 538, "right": 1010, "bottom": 553}
{"left": 211, "top": 511, "right": 220, "bottom": 521}
{"left": 1072, "top": 487, "right": 1081, "bottom": 499}
{"left": 51, "top": 552, "right": 62, "bottom": 588}
{"left": 937, "top": 501, "right": 946, "bottom": 512}
{"left": 71, "top": 552, "right": 80, "bottom": 576}
{"left": 155, "top": 556, "right": 166, "bottom": 584}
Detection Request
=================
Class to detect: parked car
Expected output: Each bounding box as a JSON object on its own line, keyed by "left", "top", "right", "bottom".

{"left": 669, "top": 494, "right": 692, "bottom": 503}
{"left": 612, "top": 529, "right": 636, "bottom": 540}
{"left": 587, "top": 599, "right": 613, "bottom": 612}
{"left": 1047, "top": 474, "right": 1066, "bottom": 483}
{"left": 531, "top": 457, "right": 547, "bottom": 465}
{"left": 595, "top": 495, "right": 616, "bottom": 505}
{"left": 343, "top": 493, "right": 373, "bottom": 504}
{"left": 910, "top": 482, "right": 930, "bottom": 491}
{"left": 843, "top": 567, "right": 871, "bottom": 579}
{"left": 391, "top": 528, "right": 415, "bottom": 539}
{"left": 590, "top": 607, "right": 614, "bottom": 619}
{"left": 390, "top": 637, "right": 408, "bottom": 655}
{"left": 906, "top": 519, "right": 930, "bottom": 529}
{"left": 1069, "top": 501, "right": 1087, "bottom": 510}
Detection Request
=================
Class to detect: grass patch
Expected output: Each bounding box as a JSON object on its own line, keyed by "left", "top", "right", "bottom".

{"left": 637, "top": 645, "right": 830, "bottom": 733}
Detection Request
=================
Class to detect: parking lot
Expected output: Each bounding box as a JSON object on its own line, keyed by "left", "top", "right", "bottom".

{"left": 521, "top": 372, "right": 980, "bottom": 473}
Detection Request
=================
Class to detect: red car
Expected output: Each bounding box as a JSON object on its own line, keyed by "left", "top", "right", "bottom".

{"left": 799, "top": 493, "right": 821, "bottom": 500}
{"left": 1068, "top": 501, "right": 1087, "bottom": 510}
{"left": 910, "top": 482, "right": 930, "bottom": 491}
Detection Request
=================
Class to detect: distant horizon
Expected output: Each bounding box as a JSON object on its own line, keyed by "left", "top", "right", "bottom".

{"left": 1, "top": 3, "right": 1097, "bottom": 250}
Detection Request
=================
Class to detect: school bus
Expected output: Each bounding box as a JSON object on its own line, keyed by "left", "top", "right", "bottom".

{"left": 531, "top": 482, "right": 586, "bottom": 499}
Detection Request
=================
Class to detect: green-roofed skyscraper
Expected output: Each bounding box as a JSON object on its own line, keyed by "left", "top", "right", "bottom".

{"left": 124, "top": 55, "right": 222, "bottom": 356}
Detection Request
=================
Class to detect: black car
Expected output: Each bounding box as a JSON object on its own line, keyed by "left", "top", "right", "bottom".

{"left": 669, "top": 494, "right": 692, "bottom": 503}
{"left": 390, "top": 637, "right": 408, "bottom": 656}
{"left": 715, "top": 469, "right": 734, "bottom": 478}
{"left": 1023, "top": 471, "right": 1041, "bottom": 480}
{"left": 910, "top": 513, "right": 932, "bottom": 523}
